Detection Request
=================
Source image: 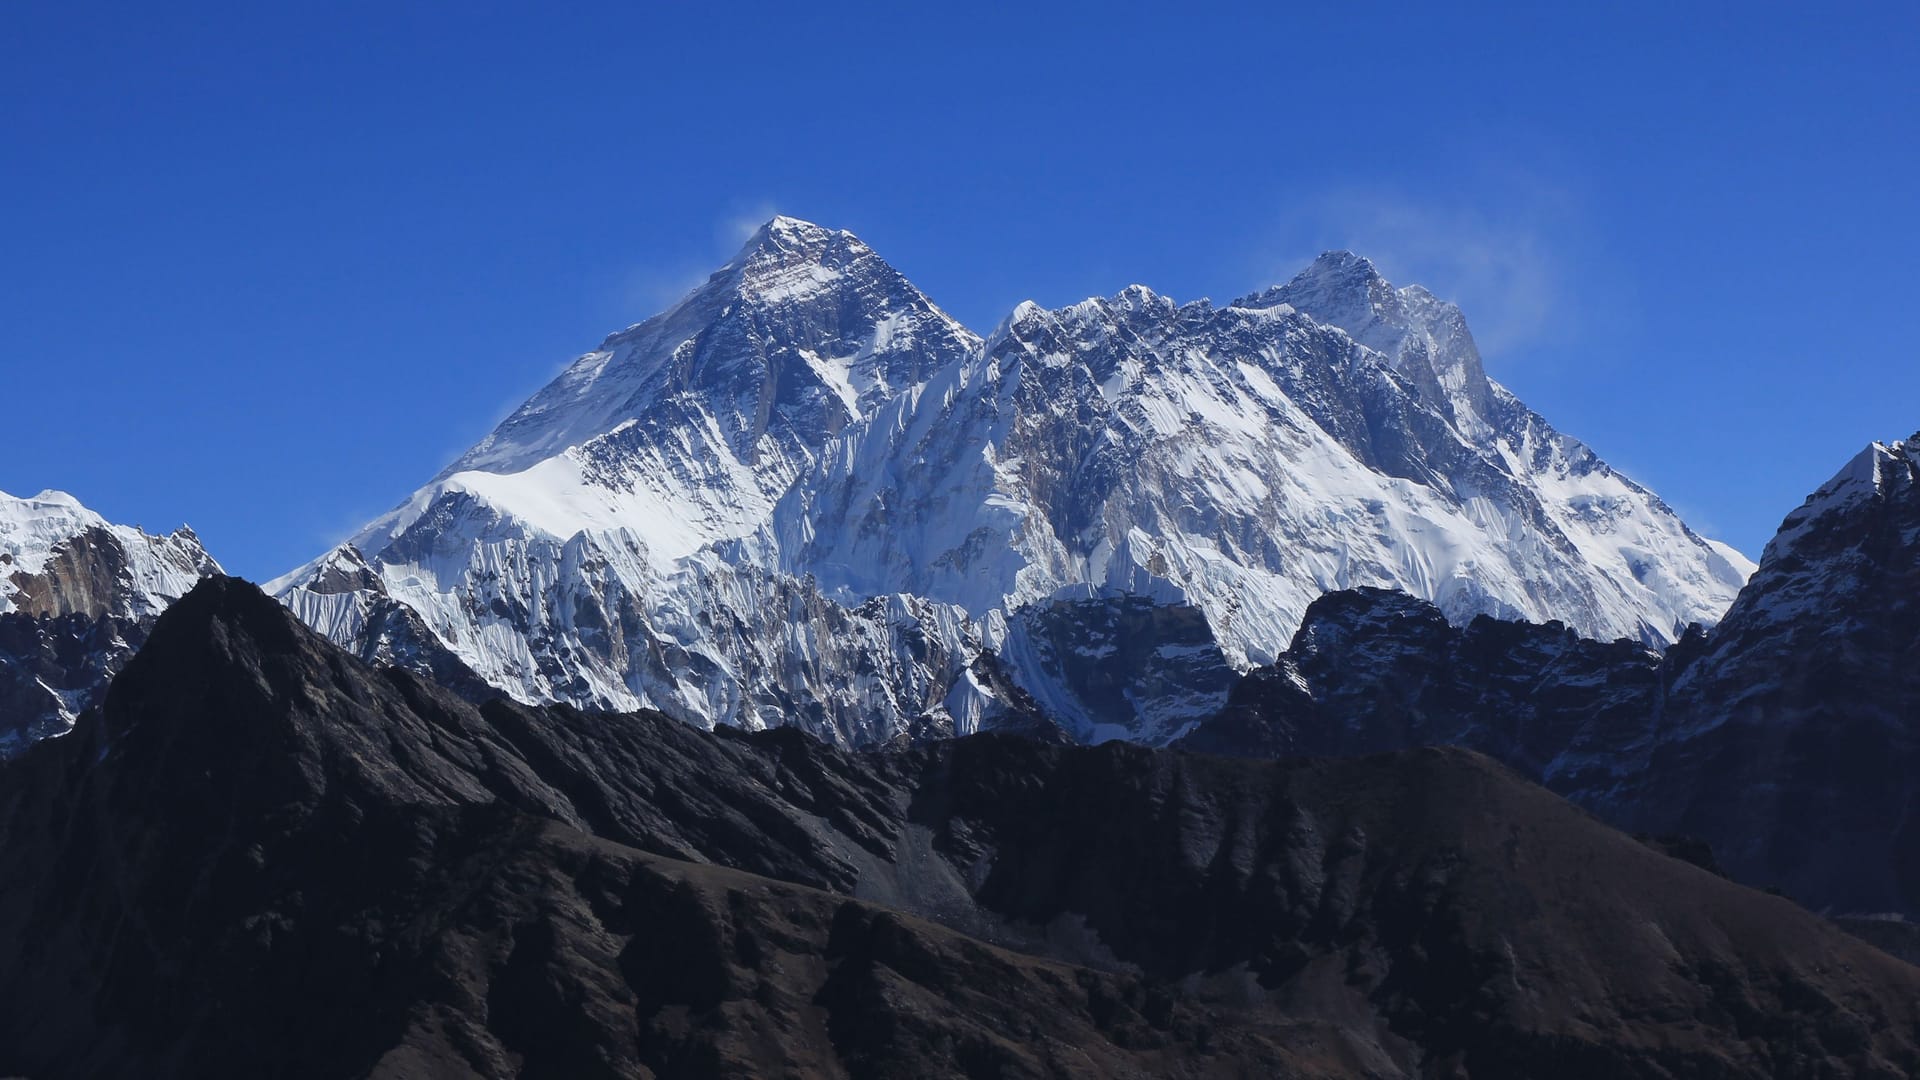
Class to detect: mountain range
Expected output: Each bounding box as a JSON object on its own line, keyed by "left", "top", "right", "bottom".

{"left": 4, "top": 576, "right": 1916, "bottom": 1078}
{"left": 1183, "top": 432, "right": 1920, "bottom": 918}
{"left": 2, "top": 217, "right": 1916, "bottom": 1077}
{"left": 267, "top": 217, "right": 1750, "bottom": 748}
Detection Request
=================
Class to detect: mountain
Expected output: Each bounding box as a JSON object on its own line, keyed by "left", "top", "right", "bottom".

{"left": 273, "top": 218, "right": 997, "bottom": 746}
{"left": 4, "top": 575, "right": 1917, "bottom": 1078}
{"left": 1619, "top": 432, "right": 1920, "bottom": 913}
{"left": 1178, "top": 586, "right": 1667, "bottom": 787}
{"left": 275, "top": 217, "right": 1750, "bottom": 747}
{"left": 0, "top": 488, "right": 219, "bottom": 756}
{"left": 1183, "top": 433, "right": 1920, "bottom": 917}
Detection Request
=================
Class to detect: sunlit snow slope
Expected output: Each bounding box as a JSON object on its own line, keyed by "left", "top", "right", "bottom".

{"left": 275, "top": 218, "right": 1751, "bottom": 746}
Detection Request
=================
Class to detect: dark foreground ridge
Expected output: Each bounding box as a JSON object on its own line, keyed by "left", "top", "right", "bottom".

{"left": 3, "top": 577, "right": 1918, "bottom": 1078}
{"left": 1181, "top": 434, "right": 1920, "bottom": 919}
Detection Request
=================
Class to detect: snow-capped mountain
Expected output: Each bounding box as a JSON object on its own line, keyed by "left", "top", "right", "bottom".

{"left": 1180, "top": 432, "right": 1920, "bottom": 916}
{"left": 1620, "top": 431, "right": 1920, "bottom": 912}
{"left": 0, "top": 489, "right": 219, "bottom": 754}
{"left": 275, "top": 217, "right": 1751, "bottom": 746}
{"left": 274, "top": 218, "right": 994, "bottom": 745}
{"left": 1665, "top": 432, "right": 1920, "bottom": 721}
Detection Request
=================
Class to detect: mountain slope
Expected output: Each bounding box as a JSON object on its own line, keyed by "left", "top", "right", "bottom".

{"left": 277, "top": 218, "right": 1749, "bottom": 747}
{"left": 274, "top": 218, "right": 1003, "bottom": 744}
{"left": 0, "top": 488, "right": 219, "bottom": 755}
{"left": 1620, "top": 431, "right": 1920, "bottom": 913}
{"left": 1183, "top": 432, "right": 1920, "bottom": 917}
{"left": 787, "top": 263, "right": 1748, "bottom": 687}
{"left": 3, "top": 576, "right": 1916, "bottom": 1078}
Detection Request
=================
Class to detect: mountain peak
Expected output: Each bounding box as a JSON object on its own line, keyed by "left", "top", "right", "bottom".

{"left": 713, "top": 215, "right": 895, "bottom": 311}
{"left": 731, "top": 214, "right": 861, "bottom": 267}
{"left": 1302, "top": 248, "right": 1385, "bottom": 282}
{"left": 1815, "top": 438, "right": 1913, "bottom": 503}
{"left": 1253, "top": 252, "right": 1496, "bottom": 437}
{"left": 24, "top": 489, "right": 88, "bottom": 511}
{"left": 764, "top": 213, "right": 830, "bottom": 235}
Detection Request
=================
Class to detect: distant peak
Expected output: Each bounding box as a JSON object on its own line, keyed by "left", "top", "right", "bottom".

{"left": 1812, "top": 441, "right": 1902, "bottom": 503}
{"left": 765, "top": 213, "right": 824, "bottom": 232}
{"left": 1112, "top": 283, "right": 1171, "bottom": 311}
{"left": 1227, "top": 251, "right": 1394, "bottom": 314}
{"left": 738, "top": 215, "right": 848, "bottom": 258}
{"left": 1281, "top": 250, "right": 1395, "bottom": 297}
{"left": 985, "top": 300, "right": 1045, "bottom": 343}
{"left": 26, "top": 489, "right": 86, "bottom": 510}
{"left": 711, "top": 215, "right": 888, "bottom": 304}
{"left": 1305, "top": 249, "right": 1382, "bottom": 277}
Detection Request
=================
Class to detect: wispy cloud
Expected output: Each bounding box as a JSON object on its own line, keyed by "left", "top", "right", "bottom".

{"left": 719, "top": 198, "right": 783, "bottom": 248}
{"left": 618, "top": 264, "right": 714, "bottom": 319}
{"left": 1264, "top": 177, "right": 1590, "bottom": 360}
{"left": 609, "top": 199, "right": 786, "bottom": 319}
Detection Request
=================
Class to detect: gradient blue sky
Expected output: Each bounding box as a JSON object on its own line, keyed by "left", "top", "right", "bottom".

{"left": 4, "top": 2, "right": 1915, "bottom": 579}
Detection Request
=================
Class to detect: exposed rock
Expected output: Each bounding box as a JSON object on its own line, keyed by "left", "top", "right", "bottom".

{"left": 274, "top": 219, "right": 1750, "bottom": 749}
{"left": 0, "top": 490, "right": 219, "bottom": 755}
{"left": 1180, "top": 434, "right": 1920, "bottom": 918}
{"left": 3, "top": 577, "right": 1916, "bottom": 1078}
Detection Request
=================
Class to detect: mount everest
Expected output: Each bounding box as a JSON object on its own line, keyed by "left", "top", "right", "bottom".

{"left": 269, "top": 216, "right": 1751, "bottom": 747}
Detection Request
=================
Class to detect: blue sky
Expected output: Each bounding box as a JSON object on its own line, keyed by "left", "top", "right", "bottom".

{"left": 4, "top": 2, "right": 1915, "bottom": 579}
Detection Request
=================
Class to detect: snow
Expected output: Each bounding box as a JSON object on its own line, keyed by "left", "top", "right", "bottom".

{"left": 0, "top": 488, "right": 218, "bottom": 618}
{"left": 274, "top": 217, "right": 1756, "bottom": 748}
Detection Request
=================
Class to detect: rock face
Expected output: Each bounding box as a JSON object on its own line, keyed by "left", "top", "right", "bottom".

{"left": 0, "top": 488, "right": 219, "bottom": 755}
{"left": 273, "top": 217, "right": 1003, "bottom": 747}
{"left": 1183, "top": 434, "right": 1920, "bottom": 917}
{"left": 3, "top": 576, "right": 1917, "bottom": 1079}
{"left": 274, "top": 218, "right": 1750, "bottom": 748}
{"left": 1622, "top": 433, "right": 1920, "bottom": 914}
{"left": 1180, "top": 586, "right": 1666, "bottom": 787}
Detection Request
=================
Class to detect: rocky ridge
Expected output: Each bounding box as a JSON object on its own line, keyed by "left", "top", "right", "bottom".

{"left": 1183, "top": 433, "right": 1920, "bottom": 917}
{"left": 2, "top": 575, "right": 1914, "bottom": 1078}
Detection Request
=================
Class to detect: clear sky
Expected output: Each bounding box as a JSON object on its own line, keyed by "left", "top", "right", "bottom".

{"left": 4, "top": 2, "right": 1916, "bottom": 579}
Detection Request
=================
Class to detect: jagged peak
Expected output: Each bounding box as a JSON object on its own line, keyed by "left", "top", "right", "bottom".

{"left": 1830, "top": 442, "right": 1893, "bottom": 493}
{"left": 735, "top": 214, "right": 850, "bottom": 258}
{"left": 1748, "top": 436, "right": 1920, "bottom": 579}
{"left": 668, "top": 215, "right": 943, "bottom": 326}
{"left": 1813, "top": 436, "right": 1918, "bottom": 502}
{"left": 1299, "top": 249, "right": 1386, "bottom": 282}
{"left": 992, "top": 299, "right": 1046, "bottom": 338}
{"left": 988, "top": 286, "right": 1179, "bottom": 346}
{"left": 1228, "top": 250, "right": 1390, "bottom": 315}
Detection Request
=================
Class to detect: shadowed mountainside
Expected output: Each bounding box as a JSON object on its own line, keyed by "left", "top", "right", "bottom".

{"left": 1182, "top": 434, "right": 1920, "bottom": 919}
{"left": 2, "top": 577, "right": 1917, "bottom": 1078}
